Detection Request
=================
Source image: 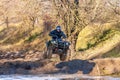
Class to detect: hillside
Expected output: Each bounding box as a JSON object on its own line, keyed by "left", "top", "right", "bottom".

{"left": 75, "top": 23, "right": 120, "bottom": 59}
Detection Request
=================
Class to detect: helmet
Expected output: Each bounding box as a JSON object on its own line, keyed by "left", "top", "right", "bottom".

{"left": 56, "top": 26, "right": 61, "bottom": 30}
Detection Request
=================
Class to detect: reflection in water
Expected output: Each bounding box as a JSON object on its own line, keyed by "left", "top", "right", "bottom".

{"left": 0, "top": 74, "right": 120, "bottom": 80}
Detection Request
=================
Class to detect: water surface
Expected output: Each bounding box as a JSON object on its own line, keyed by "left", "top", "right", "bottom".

{"left": 0, "top": 74, "right": 120, "bottom": 80}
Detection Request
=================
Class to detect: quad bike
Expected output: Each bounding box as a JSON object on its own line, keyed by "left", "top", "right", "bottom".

{"left": 44, "top": 39, "right": 71, "bottom": 61}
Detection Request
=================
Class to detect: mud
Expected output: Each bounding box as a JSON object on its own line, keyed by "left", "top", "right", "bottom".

{"left": 0, "top": 50, "right": 120, "bottom": 76}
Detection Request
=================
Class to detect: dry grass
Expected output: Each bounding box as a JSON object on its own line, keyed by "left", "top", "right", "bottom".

{"left": 0, "top": 23, "right": 44, "bottom": 51}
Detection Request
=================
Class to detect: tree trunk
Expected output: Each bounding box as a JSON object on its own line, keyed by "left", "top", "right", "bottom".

{"left": 32, "top": 19, "right": 35, "bottom": 28}
{"left": 5, "top": 17, "right": 9, "bottom": 28}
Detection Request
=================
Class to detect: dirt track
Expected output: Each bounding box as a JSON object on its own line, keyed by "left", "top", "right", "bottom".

{"left": 0, "top": 50, "right": 120, "bottom": 76}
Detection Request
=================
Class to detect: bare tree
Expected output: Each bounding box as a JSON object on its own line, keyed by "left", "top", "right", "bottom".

{"left": 0, "top": 0, "right": 22, "bottom": 28}
{"left": 22, "top": 0, "right": 41, "bottom": 28}
{"left": 0, "top": 0, "right": 11, "bottom": 28}
{"left": 108, "top": 0, "right": 120, "bottom": 15}
{"left": 52, "top": 0, "right": 120, "bottom": 59}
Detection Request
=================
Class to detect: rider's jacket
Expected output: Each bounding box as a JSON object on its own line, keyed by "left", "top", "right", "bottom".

{"left": 49, "top": 29, "right": 67, "bottom": 40}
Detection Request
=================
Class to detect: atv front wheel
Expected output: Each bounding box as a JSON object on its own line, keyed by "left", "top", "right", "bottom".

{"left": 60, "top": 54, "right": 67, "bottom": 61}
{"left": 59, "top": 50, "right": 68, "bottom": 61}
{"left": 44, "top": 47, "right": 52, "bottom": 59}
{"left": 59, "top": 49, "right": 71, "bottom": 61}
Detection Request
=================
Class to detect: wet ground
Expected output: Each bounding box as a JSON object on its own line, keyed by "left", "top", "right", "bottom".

{"left": 0, "top": 74, "right": 120, "bottom": 80}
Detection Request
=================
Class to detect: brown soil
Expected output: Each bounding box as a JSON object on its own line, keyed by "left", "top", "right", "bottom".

{"left": 0, "top": 50, "right": 120, "bottom": 76}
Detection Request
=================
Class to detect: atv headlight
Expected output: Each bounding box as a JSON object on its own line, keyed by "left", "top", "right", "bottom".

{"left": 51, "top": 41, "right": 56, "bottom": 44}
{"left": 66, "top": 42, "right": 69, "bottom": 45}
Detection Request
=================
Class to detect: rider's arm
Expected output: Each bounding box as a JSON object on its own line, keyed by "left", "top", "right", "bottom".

{"left": 49, "top": 31, "right": 58, "bottom": 38}
{"left": 62, "top": 32, "right": 67, "bottom": 39}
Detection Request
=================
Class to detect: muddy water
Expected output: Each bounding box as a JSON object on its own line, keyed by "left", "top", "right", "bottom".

{"left": 0, "top": 74, "right": 120, "bottom": 80}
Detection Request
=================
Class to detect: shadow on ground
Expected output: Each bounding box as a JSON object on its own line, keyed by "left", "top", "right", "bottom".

{"left": 55, "top": 59, "right": 95, "bottom": 74}
{"left": 0, "top": 59, "right": 95, "bottom": 75}
{"left": 0, "top": 59, "right": 50, "bottom": 75}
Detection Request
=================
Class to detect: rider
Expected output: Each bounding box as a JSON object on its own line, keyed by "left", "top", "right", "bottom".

{"left": 49, "top": 26, "right": 67, "bottom": 41}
